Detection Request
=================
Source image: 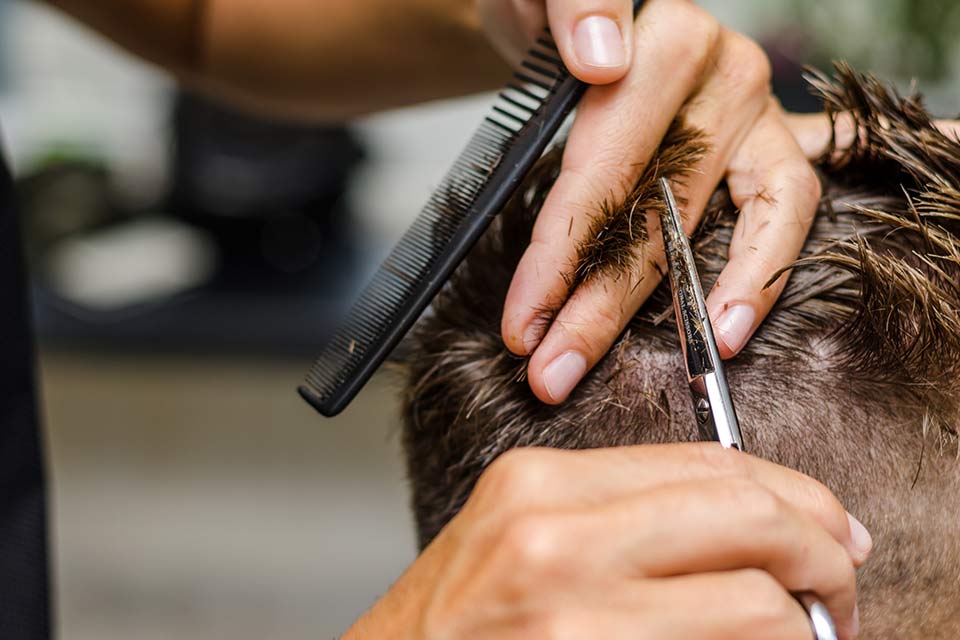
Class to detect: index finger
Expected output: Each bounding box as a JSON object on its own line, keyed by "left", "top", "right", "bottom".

{"left": 481, "top": 443, "right": 872, "bottom": 565}
{"left": 501, "top": 0, "right": 718, "bottom": 361}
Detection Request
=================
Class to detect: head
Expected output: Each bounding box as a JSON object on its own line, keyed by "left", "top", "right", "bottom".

{"left": 395, "top": 65, "right": 960, "bottom": 638}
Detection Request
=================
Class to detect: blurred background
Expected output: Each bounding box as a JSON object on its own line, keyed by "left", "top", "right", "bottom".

{"left": 0, "top": 0, "right": 957, "bottom": 637}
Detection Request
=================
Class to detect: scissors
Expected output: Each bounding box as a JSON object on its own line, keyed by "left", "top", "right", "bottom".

{"left": 658, "top": 177, "right": 838, "bottom": 640}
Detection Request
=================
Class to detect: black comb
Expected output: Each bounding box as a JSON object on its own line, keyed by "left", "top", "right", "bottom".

{"left": 301, "top": 2, "right": 645, "bottom": 416}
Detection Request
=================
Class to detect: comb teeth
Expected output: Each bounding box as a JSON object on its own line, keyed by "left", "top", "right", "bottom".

{"left": 300, "top": 34, "right": 582, "bottom": 416}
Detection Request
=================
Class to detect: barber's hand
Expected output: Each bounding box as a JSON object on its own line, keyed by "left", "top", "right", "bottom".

{"left": 481, "top": 0, "right": 820, "bottom": 404}
{"left": 345, "top": 444, "right": 871, "bottom": 639}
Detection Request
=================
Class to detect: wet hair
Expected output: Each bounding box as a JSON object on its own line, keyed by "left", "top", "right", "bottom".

{"left": 395, "top": 64, "right": 960, "bottom": 637}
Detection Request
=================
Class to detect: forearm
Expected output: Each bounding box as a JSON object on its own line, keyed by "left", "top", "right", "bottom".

{"left": 44, "top": 0, "right": 510, "bottom": 121}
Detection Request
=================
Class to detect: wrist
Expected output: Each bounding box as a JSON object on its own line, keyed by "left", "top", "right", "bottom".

{"left": 342, "top": 529, "right": 456, "bottom": 639}
{"left": 343, "top": 584, "right": 421, "bottom": 640}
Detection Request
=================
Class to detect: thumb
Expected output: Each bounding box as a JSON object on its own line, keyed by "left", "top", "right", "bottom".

{"left": 546, "top": 0, "right": 635, "bottom": 84}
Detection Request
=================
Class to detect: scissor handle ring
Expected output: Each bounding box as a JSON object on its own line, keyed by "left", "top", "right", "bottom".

{"left": 798, "top": 595, "right": 838, "bottom": 640}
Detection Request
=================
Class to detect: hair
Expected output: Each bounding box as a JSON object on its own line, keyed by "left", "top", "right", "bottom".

{"left": 395, "top": 64, "right": 960, "bottom": 638}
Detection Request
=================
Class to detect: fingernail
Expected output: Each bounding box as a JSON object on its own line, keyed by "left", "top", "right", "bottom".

{"left": 847, "top": 512, "right": 873, "bottom": 561}
{"left": 713, "top": 304, "right": 756, "bottom": 354}
{"left": 852, "top": 603, "right": 861, "bottom": 637}
{"left": 572, "top": 16, "right": 626, "bottom": 68}
{"left": 542, "top": 351, "right": 587, "bottom": 402}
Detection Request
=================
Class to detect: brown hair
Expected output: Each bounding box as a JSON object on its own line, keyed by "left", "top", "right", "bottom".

{"left": 396, "top": 65, "right": 960, "bottom": 637}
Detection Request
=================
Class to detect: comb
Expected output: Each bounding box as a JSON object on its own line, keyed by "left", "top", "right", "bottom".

{"left": 301, "top": 1, "right": 646, "bottom": 416}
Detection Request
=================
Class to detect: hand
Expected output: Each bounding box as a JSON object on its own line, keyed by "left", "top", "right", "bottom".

{"left": 482, "top": 0, "right": 821, "bottom": 404}
{"left": 345, "top": 444, "right": 871, "bottom": 639}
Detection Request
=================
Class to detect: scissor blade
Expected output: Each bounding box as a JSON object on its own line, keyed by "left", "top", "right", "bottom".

{"left": 658, "top": 178, "right": 743, "bottom": 450}
{"left": 658, "top": 178, "right": 714, "bottom": 379}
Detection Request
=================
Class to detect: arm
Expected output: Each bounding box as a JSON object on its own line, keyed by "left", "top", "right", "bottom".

{"left": 43, "top": 0, "right": 510, "bottom": 121}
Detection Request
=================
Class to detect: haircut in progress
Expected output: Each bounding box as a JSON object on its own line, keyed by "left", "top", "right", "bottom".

{"left": 395, "top": 65, "right": 960, "bottom": 638}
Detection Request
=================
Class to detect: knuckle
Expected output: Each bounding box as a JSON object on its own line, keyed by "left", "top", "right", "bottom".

{"left": 766, "top": 595, "right": 804, "bottom": 632}
{"left": 737, "top": 570, "right": 799, "bottom": 632}
{"left": 587, "top": 302, "right": 626, "bottom": 349}
{"left": 554, "top": 300, "right": 624, "bottom": 360}
{"left": 731, "top": 480, "right": 783, "bottom": 527}
{"left": 496, "top": 513, "right": 564, "bottom": 574}
{"left": 527, "top": 611, "right": 576, "bottom": 640}
{"left": 664, "top": 4, "right": 721, "bottom": 72}
{"left": 799, "top": 478, "right": 847, "bottom": 535}
{"left": 559, "top": 152, "right": 624, "bottom": 186}
{"left": 843, "top": 560, "right": 859, "bottom": 601}
{"left": 790, "top": 160, "right": 823, "bottom": 203}
{"left": 476, "top": 448, "right": 554, "bottom": 509}
{"left": 823, "top": 539, "right": 858, "bottom": 595}
{"left": 789, "top": 545, "right": 856, "bottom": 627}
{"left": 751, "top": 252, "right": 789, "bottom": 287}
{"left": 419, "top": 596, "right": 462, "bottom": 638}
{"left": 722, "top": 32, "right": 772, "bottom": 95}
{"left": 692, "top": 442, "right": 752, "bottom": 479}
{"left": 738, "top": 568, "right": 786, "bottom": 604}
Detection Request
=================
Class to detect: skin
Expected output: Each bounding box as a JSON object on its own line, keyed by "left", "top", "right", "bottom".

{"left": 345, "top": 444, "right": 871, "bottom": 639}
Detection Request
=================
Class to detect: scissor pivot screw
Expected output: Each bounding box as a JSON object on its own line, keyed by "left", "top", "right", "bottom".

{"left": 695, "top": 398, "right": 711, "bottom": 423}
